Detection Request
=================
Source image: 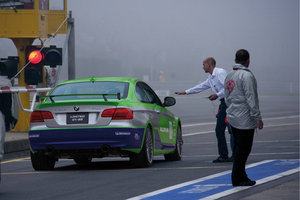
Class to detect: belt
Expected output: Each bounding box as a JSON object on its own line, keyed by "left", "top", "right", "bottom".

{"left": 220, "top": 98, "right": 224, "bottom": 101}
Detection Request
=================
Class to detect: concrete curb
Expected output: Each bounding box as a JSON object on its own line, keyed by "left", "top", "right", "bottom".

{"left": 4, "top": 139, "right": 30, "bottom": 159}
{"left": 4, "top": 139, "right": 29, "bottom": 153}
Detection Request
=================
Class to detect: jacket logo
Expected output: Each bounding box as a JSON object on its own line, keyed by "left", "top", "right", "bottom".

{"left": 74, "top": 106, "right": 80, "bottom": 111}
{"left": 226, "top": 79, "right": 235, "bottom": 91}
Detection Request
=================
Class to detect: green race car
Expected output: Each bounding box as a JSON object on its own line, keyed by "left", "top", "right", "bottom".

{"left": 29, "top": 77, "right": 182, "bottom": 170}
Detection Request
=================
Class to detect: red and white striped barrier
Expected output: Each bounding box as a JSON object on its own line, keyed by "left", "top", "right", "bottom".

{"left": 0, "top": 86, "right": 53, "bottom": 94}
{"left": 0, "top": 87, "right": 53, "bottom": 113}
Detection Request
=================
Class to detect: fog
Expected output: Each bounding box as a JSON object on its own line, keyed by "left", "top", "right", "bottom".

{"left": 0, "top": 0, "right": 299, "bottom": 95}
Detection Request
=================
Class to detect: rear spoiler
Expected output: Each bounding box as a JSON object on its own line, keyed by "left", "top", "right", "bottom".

{"left": 46, "top": 93, "right": 121, "bottom": 103}
{"left": 0, "top": 86, "right": 53, "bottom": 113}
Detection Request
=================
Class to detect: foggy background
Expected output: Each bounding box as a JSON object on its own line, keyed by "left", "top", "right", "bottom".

{"left": 0, "top": 0, "right": 299, "bottom": 95}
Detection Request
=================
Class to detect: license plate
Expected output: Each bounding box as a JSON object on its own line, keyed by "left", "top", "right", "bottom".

{"left": 67, "top": 113, "right": 88, "bottom": 124}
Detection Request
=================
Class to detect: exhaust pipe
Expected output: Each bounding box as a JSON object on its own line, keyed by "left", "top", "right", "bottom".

{"left": 45, "top": 146, "right": 54, "bottom": 155}
{"left": 101, "top": 145, "right": 111, "bottom": 153}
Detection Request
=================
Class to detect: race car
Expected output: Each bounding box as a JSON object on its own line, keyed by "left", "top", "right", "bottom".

{"left": 29, "top": 77, "right": 183, "bottom": 170}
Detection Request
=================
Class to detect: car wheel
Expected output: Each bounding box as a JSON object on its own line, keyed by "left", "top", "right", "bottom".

{"left": 74, "top": 157, "right": 92, "bottom": 164}
{"left": 130, "top": 126, "right": 153, "bottom": 168}
{"left": 164, "top": 124, "right": 183, "bottom": 161}
{"left": 30, "top": 151, "right": 55, "bottom": 170}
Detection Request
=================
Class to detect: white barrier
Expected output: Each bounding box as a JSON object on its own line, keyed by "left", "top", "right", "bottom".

{"left": 0, "top": 87, "right": 53, "bottom": 113}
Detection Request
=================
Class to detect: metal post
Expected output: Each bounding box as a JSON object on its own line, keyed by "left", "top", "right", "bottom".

{"left": 68, "top": 10, "right": 75, "bottom": 80}
{"left": 11, "top": 38, "right": 34, "bottom": 131}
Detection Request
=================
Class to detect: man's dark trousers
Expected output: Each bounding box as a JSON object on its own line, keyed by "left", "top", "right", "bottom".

{"left": 215, "top": 99, "right": 229, "bottom": 159}
{"left": 231, "top": 126, "right": 255, "bottom": 185}
{"left": 0, "top": 93, "right": 12, "bottom": 131}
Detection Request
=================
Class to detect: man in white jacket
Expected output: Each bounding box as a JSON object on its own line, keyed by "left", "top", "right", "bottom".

{"left": 224, "top": 49, "right": 264, "bottom": 186}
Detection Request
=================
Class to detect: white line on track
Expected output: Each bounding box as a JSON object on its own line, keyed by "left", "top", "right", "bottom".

{"left": 184, "top": 152, "right": 298, "bottom": 158}
{"left": 183, "top": 123, "right": 299, "bottom": 137}
{"left": 182, "top": 115, "right": 299, "bottom": 128}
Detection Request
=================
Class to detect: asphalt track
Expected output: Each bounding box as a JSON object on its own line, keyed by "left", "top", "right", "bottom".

{"left": 1, "top": 95, "right": 299, "bottom": 200}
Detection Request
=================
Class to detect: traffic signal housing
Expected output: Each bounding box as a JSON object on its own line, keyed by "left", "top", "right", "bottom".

{"left": 43, "top": 46, "right": 63, "bottom": 68}
{"left": 0, "top": 56, "right": 19, "bottom": 78}
{"left": 25, "top": 45, "right": 62, "bottom": 85}
{"left": 25, "top": 46, "right": 44, "bottom": 85}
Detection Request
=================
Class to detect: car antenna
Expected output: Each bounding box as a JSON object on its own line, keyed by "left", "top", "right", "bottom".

{"left": 90, "top": 76, "right": 96, "bottom": 83}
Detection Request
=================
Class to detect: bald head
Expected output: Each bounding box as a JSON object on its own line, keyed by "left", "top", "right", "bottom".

{"left": 203, "top": 57, "right": 216, "bottom": 74}
{"left": 205, "top": 57, "right": 216, "bottom": 66}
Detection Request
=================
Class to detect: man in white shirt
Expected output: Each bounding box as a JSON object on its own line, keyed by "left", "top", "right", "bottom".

{"left": 175, "top": 57, "right": 233, "bottom": 162}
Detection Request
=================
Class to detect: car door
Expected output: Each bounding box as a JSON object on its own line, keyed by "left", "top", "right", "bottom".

{"left": 136, "top": 82, "right": 176, "bottom": 149}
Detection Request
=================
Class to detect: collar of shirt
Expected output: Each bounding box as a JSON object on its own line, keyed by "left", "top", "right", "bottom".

{"left": 232, "top": 64, "right": 251, "bottom": 72}
{"left": 233, "top": 64, "right": 246, "bottom": 70}
{"left": 211, "top": 67, "right": 217, "bottom": 77}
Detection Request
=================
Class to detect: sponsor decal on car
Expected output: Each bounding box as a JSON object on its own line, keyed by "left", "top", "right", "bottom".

{"left": 160, "top": 127, "right": 169, "bottom": 132}
{"left": 54, "top": 109, "right": 67, "bottom": 112}
{"left": 134, "top": 133, "right": 140, "bottom": 140}
{"left": 169, "top": 121, "right": 173, "bottom": 139}
{"left": 92, "top": 108, "right": 102, "bottom": 110}
{"left": 29, "top": 134, "right": 40, "bottom": 138}
{"left": 115, "top": 132, "right": 131, "bottom": 135}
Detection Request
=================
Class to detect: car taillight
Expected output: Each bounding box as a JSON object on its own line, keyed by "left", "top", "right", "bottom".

{"left": 113, "top": 108, "right": 133, "bottom": 120}
{"left": 101, "top": 109, "right": 115, "bottom": 118}
{"left": 30, "top": 111, "right": 53, "bottom": 122}
{"left": 101, "top": 108, "right": 133, "bottom": 120}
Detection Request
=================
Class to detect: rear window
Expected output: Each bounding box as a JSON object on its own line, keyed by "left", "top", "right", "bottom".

{"left": 47, "top": 81, "right": 129, "bottom": 101}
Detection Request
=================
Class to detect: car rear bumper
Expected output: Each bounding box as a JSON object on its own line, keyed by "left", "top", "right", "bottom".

{"left": 29, "top": 127, "right": 145, "bottom": 152}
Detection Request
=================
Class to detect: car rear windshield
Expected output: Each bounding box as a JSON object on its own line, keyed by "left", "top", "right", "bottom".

{"left": 47, "top": 81, "right": 129, "bottom": 101}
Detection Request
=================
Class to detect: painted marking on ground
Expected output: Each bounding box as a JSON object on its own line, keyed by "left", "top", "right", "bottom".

{"left": 126, "top": 159, "right": 300, "bottom": 200}
{"left": 181, "top": 115, "right": 299, "bottom": 128}
{"left": 0, "top": 157, "right": 30, "bottom": 164}
{"left": 183, "top": 123, "right": 299, "bottom": 137}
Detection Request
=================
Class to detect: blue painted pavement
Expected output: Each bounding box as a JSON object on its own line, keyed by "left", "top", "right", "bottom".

{"left": 127, "top": 159, "right": 299, "bottom": 200}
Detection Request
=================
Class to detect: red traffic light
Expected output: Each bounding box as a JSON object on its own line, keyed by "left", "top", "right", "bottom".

{"left": 25, "top": 45, "right": 62, "bottom": 85}
{"left": 28, "top": 50, "right": 43, "bottom": 64}
{"left": 25, "top": 46, "right": 44, "bottom": 85}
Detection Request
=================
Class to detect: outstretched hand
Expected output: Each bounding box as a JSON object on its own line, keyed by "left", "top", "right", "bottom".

{"left": 175, "top": 91, "right": 186, "bottom": 95}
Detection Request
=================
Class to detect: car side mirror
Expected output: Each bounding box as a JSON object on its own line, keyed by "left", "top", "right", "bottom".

{"left": 163, "top": 96, "right": 176, "bottom": 107}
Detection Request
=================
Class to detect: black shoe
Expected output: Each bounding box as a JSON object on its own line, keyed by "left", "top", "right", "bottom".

{"left": 212, "top": 157, "right": 228, "bottom": 163}
{"left": 226, "top": 156, "right": 234, "bottom": 162}
{"left": 233, "top": 180, "right": 256, "bottom": 186}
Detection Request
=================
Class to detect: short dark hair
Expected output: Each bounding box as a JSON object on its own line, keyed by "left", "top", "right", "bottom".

{"left": 235, "top": 49, "right": 249, "bottom": 65}
{"left": 207, "top": 57, "right": 216, "bottom": 66}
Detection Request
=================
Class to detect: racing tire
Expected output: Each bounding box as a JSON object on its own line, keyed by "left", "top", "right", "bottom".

{"left": 164, "top": 124, "right": 183, "bottom": 161}
{"left": 30, "top": 151, "right": 55, "bottom": 170}
{"left": 74, "top": 157, "right": 92, "bottom": 164}
{"left": 130, "top": 126, "right": 153, "bottom": 168}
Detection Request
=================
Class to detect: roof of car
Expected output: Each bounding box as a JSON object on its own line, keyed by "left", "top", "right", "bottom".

{"left": 57, "top": 77, "right": 141, "bottom": 86}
